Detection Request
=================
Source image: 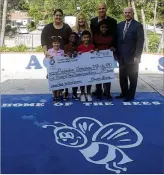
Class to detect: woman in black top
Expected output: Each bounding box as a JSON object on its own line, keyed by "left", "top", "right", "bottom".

{"left": 41, "top": 9, "right": 72, "bottom": 99}
{"left": 41, "top": 9, "right": 72, "bottom": 57}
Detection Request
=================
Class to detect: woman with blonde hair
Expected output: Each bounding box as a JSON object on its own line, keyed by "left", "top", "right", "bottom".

{"left": 72, "top": 12, "right": 91, "bottom": 39}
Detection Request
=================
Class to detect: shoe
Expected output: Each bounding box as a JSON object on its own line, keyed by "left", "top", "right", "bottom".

{"left": 123, "top": 96, "right": 134, "bottom": 102}
{"left": 96, "top": 95, "right": 103, "bottom": 100}
{"left": 80, "top": 94, "right": 86, "bottom": 102}
{"left": 106, "top": 94, "right": 113, "bottom": 101}
{"left": 96, "top": 91, "right": 103, "bottom": 100}
{"left": 92, "top": 91, "right": 97, "bottom": 96}
{"left": 103, "top": 92, "right": 107, "bottom": 97}
{"left": 86, "top": 94, "right": 93, "bottom": 102}
{"left": 115, "top": 93, "right": 126, "bottom": 99}
{"left": 63, "top": 91, "right": 69, "bottom": 100}
{"left": 72, "top": 92, "right": 78, "bottom": 100}
{"left": 52, "top": 97, "right": 58, "bottom": 103}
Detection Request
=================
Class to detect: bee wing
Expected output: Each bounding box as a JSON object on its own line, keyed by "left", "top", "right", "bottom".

{"left": 72, "top": 117, "right": 103, "bottom": 135}
{"left": 92, "top": 122, "right": 143, "bottom": 148}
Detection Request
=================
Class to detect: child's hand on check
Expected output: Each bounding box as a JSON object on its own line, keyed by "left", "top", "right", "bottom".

{"left": 95, "top": 48, "right": 99, "bottom": 52}
{"left": 66, "top": 52, "right": 72, "bottom": 58}
{"left": 73, "top": 51, "right": 78, "bottom": 58}
{"left": 90, "top": 50, "right": 94, "bottom": 53}
{"left": 78, "top": 51, "right": 82, "bottom": 55}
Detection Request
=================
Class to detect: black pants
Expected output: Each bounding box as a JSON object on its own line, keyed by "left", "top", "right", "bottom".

{"left": 96, "top": 83, "right": 111, "bottom": 96}
{"left": 65, "top": 87, "right": 78, "bottom": 94}
{"left": 119, "top": 64, "right": 139, "bottom": 98}
{"left": 80, "top": 85, "right": 92, "bottom": 94}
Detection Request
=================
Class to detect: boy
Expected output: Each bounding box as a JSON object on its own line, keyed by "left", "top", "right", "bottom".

{"left": 77, "top": 30, "right": 95, "bottom": 102}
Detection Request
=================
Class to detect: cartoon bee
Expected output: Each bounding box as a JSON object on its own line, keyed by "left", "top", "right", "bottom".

{"left": 42, "top": 117, "right": 143, "bottom": 174}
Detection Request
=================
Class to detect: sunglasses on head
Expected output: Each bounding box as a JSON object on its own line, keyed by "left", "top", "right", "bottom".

{"left": 51, "top": 36, "right": 62, "bottom": 39}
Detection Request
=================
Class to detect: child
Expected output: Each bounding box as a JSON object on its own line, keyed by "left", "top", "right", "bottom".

{"left": 93, "top": 19, "right": 116, "bottom": 100}
{"left": 64, "top": 32, "right": 80, "bottom": 100}
{"left": 77, "top": 30, "right": 95, "bottom": 102}
{"left": 48, "top": 36, "right": 64, "bottom": 102}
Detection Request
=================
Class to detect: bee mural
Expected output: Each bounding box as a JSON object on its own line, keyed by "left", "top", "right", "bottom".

{"left": 42, "top": 117, "right": 143, "bottom": 174}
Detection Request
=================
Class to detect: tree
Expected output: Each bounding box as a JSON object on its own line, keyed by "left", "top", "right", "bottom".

{"left": 153, "top": 0, "right": 158, "bottom": 32}
{"left": 0, "top": 0, "right": 8, "bottom": 46}
{"left": 130, "top": 0, "right": 138, "bottom": 21}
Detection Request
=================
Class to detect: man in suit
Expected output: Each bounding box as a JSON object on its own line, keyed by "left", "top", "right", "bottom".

{"left": 116, "top": 7, "right": 144, "bottom": 102}
{"left": 90, "top": 2, "right": 117, "bottom": 99}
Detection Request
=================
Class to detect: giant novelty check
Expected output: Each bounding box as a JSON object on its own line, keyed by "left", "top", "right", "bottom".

{"left": 46, "top": 50, "right": 115, "bottom": 91}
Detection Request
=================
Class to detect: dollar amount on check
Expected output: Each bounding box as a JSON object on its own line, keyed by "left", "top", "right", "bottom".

{"left": 46, "top": 50, "right": 115, "bottom": 91}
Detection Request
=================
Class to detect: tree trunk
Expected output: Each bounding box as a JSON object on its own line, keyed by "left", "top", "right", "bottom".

{"left": 141, "top": 8, "right": 148, "bottom": 52}
{"left": 158, "top": 23, "right": 164, "bottom": 53}
{"left": 0, "top": 0, "right": 8, "bottom": 47}
{"left": 153, "top": 0, "right": 158, "bottom": 33}
{"left": 130, "top": 0, "right": 138, "bottom": 21}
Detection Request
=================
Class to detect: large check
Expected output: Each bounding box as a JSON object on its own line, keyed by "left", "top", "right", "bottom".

{"left": 46, "top": 50, "right": 115, "bottom": 91}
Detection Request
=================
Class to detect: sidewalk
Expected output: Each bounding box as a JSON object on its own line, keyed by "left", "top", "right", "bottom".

{"left": 1, "top": 71, "right": 163, "bottom": 96}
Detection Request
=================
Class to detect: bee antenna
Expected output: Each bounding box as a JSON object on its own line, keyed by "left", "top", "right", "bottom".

{"left": 54, "top": 122, "right": 67, "bottom": 127}
{"left": 42, "top": 125, "right": 57, "bottom": 129}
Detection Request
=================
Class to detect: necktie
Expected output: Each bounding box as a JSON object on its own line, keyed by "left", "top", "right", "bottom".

{"left": 123, "top": 22, "right": 129, "bottom": 40}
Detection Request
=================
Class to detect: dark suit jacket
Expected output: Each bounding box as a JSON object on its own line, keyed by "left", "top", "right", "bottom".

{"left": 90, "top": 16, "right": 117, "bottom": 47}
{"left": 116, "top": 20, "right": 144, "bottom": 65}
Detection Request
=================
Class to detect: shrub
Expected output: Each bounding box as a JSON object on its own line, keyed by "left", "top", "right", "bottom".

{"left": 27, "top": 21, "right": 36, "bottom": 31}
{"left": 0, "top": 45, "right": 9, "bottom": 52}
{"left": 35, "top": 45, "right": 43, "bottom": 52}
{"left": 0, "top": 45, "right": 28, "bottom": 52}
{"left": 148, "top": 33, "right": 160, "bottom": 53}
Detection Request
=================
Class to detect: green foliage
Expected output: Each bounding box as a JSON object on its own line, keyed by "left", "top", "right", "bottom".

{"left": 5, "top": 25, "right": 12, "bottom": 33}
{"left": 157, "top": 0, "right": 164, "bottom": 23}
{"left": 148, "top": 33, "right": 160, "bottom": 53}
{"left": 0, "top": 45, "right": 28, "bottom": 52}
{"left": 0, "top": 45, "right": 43, "bottom": 52}
{"left": 5, "top": 25, "right": 17, "bottom": 36}
{"left": 28, "top": 6, "right": 44, "bottom": 23}
{"left": 15, "top": 0, "right": 30, "bottom": 11}
{"left": 27, "top": 21, "right": 36, "bottom": 31}
{"left": 34, "top": 45, "right": 43, "bottom": 52}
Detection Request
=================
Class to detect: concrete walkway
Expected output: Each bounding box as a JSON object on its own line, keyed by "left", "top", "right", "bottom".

{"left": 1, "top": 70, "right": 163, "bottom": 96}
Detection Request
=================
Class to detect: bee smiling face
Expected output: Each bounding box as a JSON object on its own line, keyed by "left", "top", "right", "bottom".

{"left": 54, "top": 127, "right": 87, "bottom": 148}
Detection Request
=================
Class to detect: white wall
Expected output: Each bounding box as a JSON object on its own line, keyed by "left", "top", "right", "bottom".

{"left": 1, "top": 53, "right": 163, "bottom": 82}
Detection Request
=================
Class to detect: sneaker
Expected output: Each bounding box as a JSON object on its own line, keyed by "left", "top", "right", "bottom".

{"left": 63, "top": 91, "right": 69, "bottom": 100}
{"left": 106, "top": 94, "right": 113, "bottom": 101}
{"left": 52, "top": 97, "right": 58, "bottom": 103}
{"left": 80, "top": 94, "right": 86, "bottom": 102}
{"left": 72, "top": 92, "right": 78, "bottom": 100}
{"left": 86, "top": 94, "right": 92, "bottom": 102}
{"left": 96, "top": 91, "right": 103, "bottom": 100}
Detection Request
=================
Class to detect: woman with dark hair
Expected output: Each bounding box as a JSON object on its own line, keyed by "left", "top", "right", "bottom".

{"left": 93, "top": 19, "right": 116, "bottom": 100}
{"left": 41, "top": 9, "right": 72, "bottom": 57}
{"left": 41, "top": 9, "right": 72, "bottom": 99}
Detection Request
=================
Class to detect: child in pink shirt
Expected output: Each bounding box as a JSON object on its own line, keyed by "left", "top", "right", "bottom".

{"left": 48, "top": 36, "right": 64, "bottom": 102}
